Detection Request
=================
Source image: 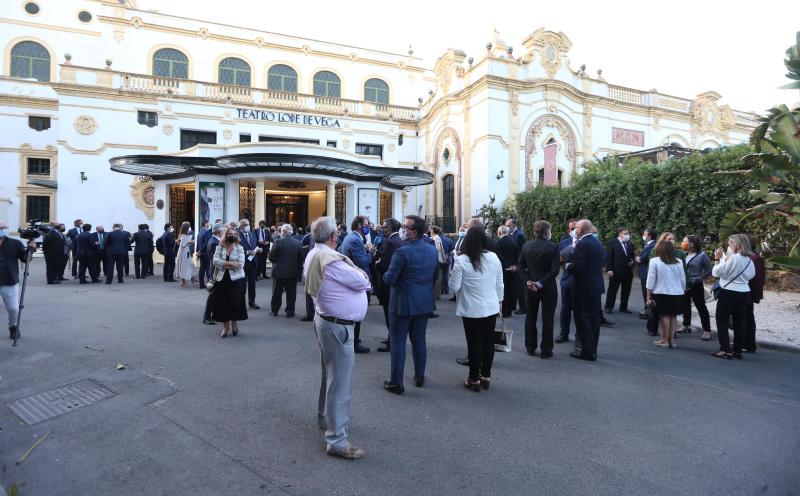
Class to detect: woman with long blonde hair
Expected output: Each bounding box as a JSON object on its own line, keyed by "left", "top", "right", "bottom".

{"left": 710, "top": 234, "right": 756, "bottom": 359}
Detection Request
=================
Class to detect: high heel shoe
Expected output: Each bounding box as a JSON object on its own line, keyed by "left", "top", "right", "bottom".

{"left": 231, "top": 325, "right": 238, "bottom": 337}
{"left": 479, "top": 377, "right": 491, "bottom": 390}
{"left": 220, "top": 326, "right": 229, "bottom": 338}
{"left": 463, "top": 379, "right": 481, "bottom": 392}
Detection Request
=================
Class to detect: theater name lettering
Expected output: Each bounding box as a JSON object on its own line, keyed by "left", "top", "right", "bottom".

{"left": 236, "top": 108, "right": 342, "bottom": 128}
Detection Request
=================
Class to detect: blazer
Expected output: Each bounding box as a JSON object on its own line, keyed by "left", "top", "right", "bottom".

{"left": 239, "top": 230, "right": 259, "bottom": 267}
{"left": 568, "top": 234, "right": 606, "bottom": 297}
{"left": 212, "top": 243, "right": 245, "bottom": 281}
{"left": 66, "top": 226, "right": 81, "bottom": 252}
{"left": 42, "top": 229, "right": 67, "bottom": 258}
{"left": 440, "top": 236, "right": 454, "bottom": 257}
{"left": 638, "top": 240, "right": 656, "bottom": 279}
{"left": 376, "top": 232, "right": 404, "bottom": 273}
{"left": 606, "top": 238, "right": 635, "bottom": 276}
{"left": 268, "top": 236, "right": 304, "bottom": 279}
{"left": 106, "top": 230, "right": 130, "bottom": 256}
{"left": 518, "top": 238, "right": 560, "bottom": 290}
{"left": 161, "top": 232, "right": 176, "bottom": 257}
{"left": 76, "top": 231, "right": 97, "bottom": 256}
{"left": 339, "top": 231, "right": 372, "bottom": 273}
{"left": 496, "top": 235, "right": 520, "bottom": 269}
{"left": 95, "top": 232, "right": 108, "bottom": 253}
{"left": 132, "top": 230, "right": 154, "bottom": 255}
{"left": 207, "top": 236, "right": 220, "bottom": 260}
{"left": 197, "top": 228, "right": 212, "bottom": 258}
{"left": 449, "top": 252, "right": 504, "bottom": 318}
{"left": 383, "top": 238, "right": 439, "bottom": 316}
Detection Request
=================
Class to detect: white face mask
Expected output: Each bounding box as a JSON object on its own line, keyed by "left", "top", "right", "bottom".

{"left": 622, "top": 234, "right": 630, "bottom": 242}
{"left": 243, "top": 226, "right": 251, "bottom": 232}
{"left": 726, "top": 247, "right": 733, "bottom": 255}
{"left": 458, "top": 231, "right": 465, "bottom": 238}
{"left": 168, "top": 227, "right": 174, "bottom": 233}
{"left": 399, "top": 227, "right": 407, "bottom": 240}
{"left": 642, "top": 235, "right": 648, "bottom": 242}
{"left": 570, "top": 229, "right": 577, "bottom": 238}
{"left": 546, "top": 232, "right": 552, "bottom": 240}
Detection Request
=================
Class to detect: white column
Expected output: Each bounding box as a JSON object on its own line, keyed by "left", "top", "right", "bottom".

{"left": 326, "top": 180, "right": 336, "bottom": 219}
{"left": 255, "top": 179, "right": 265, "bottom": 222}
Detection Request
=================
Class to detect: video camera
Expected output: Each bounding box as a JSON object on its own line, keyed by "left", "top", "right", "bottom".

{"left": 18, "top": 218, "right": 51, "bottom": 240}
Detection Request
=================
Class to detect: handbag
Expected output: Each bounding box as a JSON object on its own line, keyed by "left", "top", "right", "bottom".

{"left": 712, "top": 258, "right": 751, "bottom": 300}
{"left": 493, "top": 314, "right": 513, "bottom": 352}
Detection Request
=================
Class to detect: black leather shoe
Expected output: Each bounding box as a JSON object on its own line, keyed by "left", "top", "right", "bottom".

{"left": 355, "top": 344, "right": 370, "bottom": 353}
{"left": 449, "top": 296, "right": 456, "bottom": 301}
{"left": 414, "top": 376, "right": 424, "bottom": 388}
{"left": 286, "top": 312, "right": 295, "bottom": 318}
{"left": 58, "top": 277, "right": 68, "bottom": 281}
{"left": 249, "top": 303, "right": 261, "bottom": 310}
{"left": 540, "top": 351, "right": 553, "bottom": 359}
{"left": 105, "top": 280, "right": 112, "bottom": 284}
{"left": 383, "top": 381, "right": 405, "bottom": 394}
{"left": 456, "top": 357, "right": 469, "bottom": 366}
{"left": 270, "top": 311, "right": 278, "bottom": 316}
{"left": 203, "top": 319, "right": 216, "bottom": 325}
{"left": 619, "top": 309, "right": 632, "bottom": 314}
{"left": 526, "top": 348, "right": 537, "bottom": 356}
{"left": 555, "top": 335, "right": 569, "bottom": 343}
{"left": 604, "top": 308, "right": 613, "bottom": 314}
{"left": 377, "top": 345, "right": 390, "bottom": 352}
{"left": 79, "top": 280, "right": 90, "bottom": 284}
{"left": 92, "top": 278, "right": 101, "bottom": 283}
{"left": 9, "top": 326, "right": 18, "bottom": 340}
{"left": 429, "top": 313, "right": 439, "bottom": 318}
{"left": 569, "top": 351, "right": 597, "bottom": 361}
{"left": 600, "top": 319, "right": 616, "bottom": 327}
{"left": 514, "top": 309, "right": 526, "bottom": 315}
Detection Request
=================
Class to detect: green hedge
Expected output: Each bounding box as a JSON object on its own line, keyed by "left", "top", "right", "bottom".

{"left": 515, "top": 145, "right": 759, "bottom": 248}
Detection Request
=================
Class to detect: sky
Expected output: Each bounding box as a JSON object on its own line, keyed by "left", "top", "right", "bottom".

{"left": 137, "top": 0, "right": 800, "bottom": 114}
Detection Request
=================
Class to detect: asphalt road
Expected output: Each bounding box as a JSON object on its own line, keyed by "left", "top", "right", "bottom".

{"left": 1, "top": 264, "right": 798, "bottom": 496}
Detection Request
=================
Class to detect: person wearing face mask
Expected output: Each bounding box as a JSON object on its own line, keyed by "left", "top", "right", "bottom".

{"left": 66, "top": 219, "right": 83, "bottom": 279}
{"left": 646, "top": 233, "right": 687, "bottom": 348}
{"left": 42, "top": 222, "right": 68, "bottom": 284}
{"left": 132, "top": 224, "right": 154, "bottom": 279}
{"left": 450, "top": 225, "right": 467, "bottom": 302}
{"left": 0, "top": 220, "right": 37, "bottom": 339}
{"left": 556, "top": 220, "right": 578, "bottom": 343}
{"left": 679, "top": 235, "right": 712, "bottom": 337}
{"left": 175, "top": 221, "right": 197, "bottom": 287}
{"left": 375, "top": 218, "right": 404, "bottom": 352}
{"left": 105, "top": 223, "right": 132, "bottom": 284}
{"left": 604, "top": 228, "right": 636, "bottom": 315}
{"left": 505, "top": 218, "right": 527, "bottom": 315}
{"left": 339, "top": 215, "right": 375, "bottom": 353}
{"left": 94, "top": 225, "right": 108, "bottom": 279}
{"left": 566, "top": 219, "right": 605, "bottom": 361}
{"left": 636, "top": 229, "right": 658, "bottom": 319}
{"left": 496, "top": 225, "right": 519, "bottom": 318}
{"left": 518, "top": 220, "right": 560, "bottom": 358}
{"left": 211, "top": 227, "right": 248, "bottom": 337}
{"left": 160, "top": 223, "right": 177, "bottom": 282}
{"left": 711, "top": 234, "right": 756, "bottom": 359}
{"left": 268, "top": 224, "right": 304, "bottom": 317}
{"left": 238, "top": 219, "right": 262, "bottom": 309}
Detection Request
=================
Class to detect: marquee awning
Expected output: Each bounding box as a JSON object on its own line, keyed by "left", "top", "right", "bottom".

{"left": 109, "top": 153, "right": 433, "bottom": 189}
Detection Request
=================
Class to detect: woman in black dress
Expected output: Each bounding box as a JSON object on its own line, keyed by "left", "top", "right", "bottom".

{"left": 211, "top": 227, "right": 247, "bottom": 337}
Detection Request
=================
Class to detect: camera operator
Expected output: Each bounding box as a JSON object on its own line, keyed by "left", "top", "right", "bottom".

{"left": 0, "top": 220, "right": 37, "bottom": 339}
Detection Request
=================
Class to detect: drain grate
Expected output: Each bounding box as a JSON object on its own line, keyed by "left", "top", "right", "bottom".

{"left": 8, "top": 379, "right": 116, "bottom": 425}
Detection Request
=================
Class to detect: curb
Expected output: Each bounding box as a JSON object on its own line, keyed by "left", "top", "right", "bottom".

{"left": 756, "top": 340, "right": 800, "bottom": 354}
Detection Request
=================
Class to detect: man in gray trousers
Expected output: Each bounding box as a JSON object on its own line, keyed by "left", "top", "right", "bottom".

{"left": 304, "top": 216, "right": 371, "bottom": 460}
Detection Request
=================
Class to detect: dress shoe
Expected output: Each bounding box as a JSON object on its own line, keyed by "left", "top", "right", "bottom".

{"left": 377, "top": 345, "right": 390, "bottom": 352}
{"left": 117, "top": 279, "right": 123, "bottom": 283}
{"left": 58, "top": 277, "right": 68, "bottom": 281}
{"left": 569, "top": 351, "right": 597, "bottom": 361}
{"left": 300, "top": 316, "right": 313, "bottom": 322}
{"left": 514, "top": 309, "right": 526, "bottom": 315}
{"left": 456, "top": 357, "right": 469, "bottom": 366}
{"left": 619, "top": 309, "right": 632, "bottom": 314}
{"left": 526, "top": 348, "right": 537, "bottom": 356}
{"left": 135, "top": 276, "right": 141, "bottom": 279}
{"left": 600, "top": 319, "right": 616, "bottom": 327}
{"left": 449, "top": 296, "right": 456, "bottom": 301}
{"left": 355, "top": 344, "right": 370, "bottom": 353}
{"left": 379, "top": 338, "right": 388, "bottom": 344}
{"left": 105, "top": 280, "right": 112, "bottom": 285}
{"left": 414, "top": 376, "right": 424, "bottom": 388}
{"left": 92, "top": 278, "right": 101, "bottom": 283}
{"left": 555, "top": 334, "right": 569, "bottom": 343}
{"left": 270, "top": 311, "right": 278, "bottom": 317}
{"left": 540, "top": 351, "right": 553, "bottom": 359}
{"left": 383, "top": 381, "right": 405, "bottom": 394}
{"left": 9, "top": 326, "right": 18, "bottom": 340}
{"left": 430, "top": 313, "right": 439, "bottom": 318}
{"left": 203, "top": 319, "right": 216, "bottom": 325}
{"left": 79, "top": 280, "right": 90, "bottom": 284}
{"left": 327, "top": 445, "right": 365, "bottom": 460}
{"left": 249, "top": 303, "right": 261, "bottom": 309}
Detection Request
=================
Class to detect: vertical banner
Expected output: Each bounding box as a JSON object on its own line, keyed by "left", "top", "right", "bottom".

{"left": 543, "top": 141, "right": 558, "bottom": 186}
{"left": 357, "top": 188, "right": 379, "bottom": 224}
{"left": 199, "top": 182, "right": 225, "bottom": 223}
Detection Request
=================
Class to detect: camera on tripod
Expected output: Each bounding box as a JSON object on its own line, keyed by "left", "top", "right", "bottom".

{"left": 18, "top": 219, "right": 51, "bottom": 240}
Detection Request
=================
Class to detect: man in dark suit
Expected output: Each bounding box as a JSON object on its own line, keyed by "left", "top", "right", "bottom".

{"left": 238, "top": 219, "right": 262, "bottom": 309}
{"left": 256, "top": 221, "right": 272, "bottom": 279}
{"left": 567, "top": 219, "right": 605, "bottom": 361}
{"left": 382, "top": 215, "right": 439, "bottom": 393}
{"left": 132, "top": 224, "right": 154, "bottom": 279}
{"left": 339, "top": 215, "right": 376, "bottom": 353}
{"left": 76, "top": 223, "right": 100, "bottom": 283}
{"left": 636, "top": 228, "right": 657, "bottom": 319}
{"left": 43, "top": 223, "right": 67, "bottom": 284}
{"left": 557, "top": 228, "right": 577, "bottom": 343}
{"left": 95, "top": 226, "right": 108, "bottom": 278}
{"left": 105, "top": 223, "right": 131, "bottom": 284}
{"left": 496, "top": 225, "right": 520, "bottom": 318}
{"left": 66, "top": 219, "right": 82, "bottom": 279}
{"left": 196, "top": 220, "right": 211, "bottom": 287}
{"left": 375, "top": 218, "right": 404, "bottom": 352}
{"left": 438, "top": 229, "right": 454, "bottom": 294}
{"left": 505, "top": 218, "right": 527, "bottom": 314}
{"left": 518, "top": 220, "right": 560, "bottom": 358}
{"left": 160, "top": 224, "right": 176, "bottom": 282}
{"left": 604, "top": 227, "right": 636, "bottom": 314}
{"left": 268, "top": 224, "right": 303, "bottom": 317}
{"left": 121, "top": 224, "right": 132, "bottom": 277}
{"left": 203, "top": 223, "right": 224, "bottom": 325}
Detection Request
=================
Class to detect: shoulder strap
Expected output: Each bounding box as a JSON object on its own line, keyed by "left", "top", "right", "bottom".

{"left": 722, "top": 258, "right": 751, "bottom": 289}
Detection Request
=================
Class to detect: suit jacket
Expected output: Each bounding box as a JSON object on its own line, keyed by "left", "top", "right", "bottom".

{"left": 558, "top": 236, "right": 574, "bottom": 287}
{"left": 512, "top": 229, "right": 526, "bottom": 250}
{"left": 377, "top": 232, "right": 404, "bottom": 273}
{"left": 197, "top": 228, "right": 211, "bottom": 258}
{"left": 453, "top": 236, "right": 465, "bottom": 255}
{"left": 339, "top": 231, "right": 373, "bottom": 273}
{"left": 496, "top": 235, "right": 520, "bottom": 269}
{"left": 568, "top": 234, "right": 606, "bottom": 297}
{"left": 106, "top": 230, "right": 130, "bottom": 256}
{"left": 132, "top": 230, "right": 154, "bottom": 255}
{"left": 43, "top": 229, "right": 67, "bottom": 259}
{"left": 76, "top": 231, "right": 97, "bottom": 256}
{"left": 518, "top": 238, "right": 560, "bottom": 290}
{"left": 440, "top": 236, "right": 454, "bottom": 257}
{"left": 268, "top": 236, "right": 303, "bottom": 279}
{"left": 66, "top": 227, "right": 81, "bottom": 253}
{"left": 239, "top": 230, "right": 259, "bottom": 268}
{"left": 383, "top": 238, "right": 439, "bottom": 316}
{"left": 161, "top": 231, "right": 176, "bottom": 257}
{"left": 255, "top": 227, "right": 272, "bottom": 247}
{"left": 637, "top": 240, "right": 656, "bottom": 279}
{"left": 606, "top": 238, "right": 635, "bottom": 277}
{"left": 95, "top": 232, "right": 108, "bottom": 255}
{"left": 207, "top": 236, "right": 220, "bottom": 260}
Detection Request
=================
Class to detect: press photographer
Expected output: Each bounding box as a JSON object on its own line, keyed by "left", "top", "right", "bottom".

{"left": 0, "top": 219, "right": 39, "bottom": 340}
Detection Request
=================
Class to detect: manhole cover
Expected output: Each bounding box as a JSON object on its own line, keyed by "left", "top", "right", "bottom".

{"left": 8, "top": 379, "right": 116, "bottom": 425}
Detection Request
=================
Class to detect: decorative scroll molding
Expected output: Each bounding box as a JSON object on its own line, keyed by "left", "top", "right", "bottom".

{"left": 130, "top": 176, "right": 155, "bottom": 219}
{"left": 524, "top": 114, "right": 578, "bottom": 189}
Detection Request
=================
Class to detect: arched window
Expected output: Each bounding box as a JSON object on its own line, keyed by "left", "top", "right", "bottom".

{"left": 313, "top": 71, "right": 341, "bottom": 98}
{"left": 364, "top": 78, "right": 389, "bottom": 104}
{"left": 267, "top": 64, "right": 297, "bottom": 93}
{"left": 218, "top": 57, "right": 250, "bottom": 86}
{"left": 152, "top": 48, "right": 188, "bottom": 79}
{"left": 442, "top": 174, "right": 455, "bottom": 232}
{"left": 10, "top": 41, "right": 50, "bottom": 82}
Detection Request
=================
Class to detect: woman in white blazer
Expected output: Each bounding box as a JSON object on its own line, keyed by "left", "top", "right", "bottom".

{"left": 212, "top": 227, "right": 247, "bottom": 337}
{"left": 449, "top": 226, "right": 504, "bottom": 392}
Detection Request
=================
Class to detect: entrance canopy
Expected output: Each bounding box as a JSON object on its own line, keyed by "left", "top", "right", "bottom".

{"left": 110, "top": 152, "right": 433, "bottom": 189}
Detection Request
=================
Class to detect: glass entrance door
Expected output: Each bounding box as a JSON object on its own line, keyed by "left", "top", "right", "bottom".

{"left": 266, "top": 194, "right": 308, "bottom": 228}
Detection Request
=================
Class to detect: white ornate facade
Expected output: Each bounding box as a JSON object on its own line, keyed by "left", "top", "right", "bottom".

{"left": 0, "top": 1, "right": 757, "bottom": 233}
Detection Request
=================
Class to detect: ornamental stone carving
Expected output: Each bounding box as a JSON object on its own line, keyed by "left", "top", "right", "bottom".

{"left": 130, "top": 177, "right": 155, "bottom": 219}
{"left": 73, "top": 115, "right": 97, "bottom": 135}
{"left": 223, "top": 129, "right": 233, "bottom": 140}
{"left": 690, "top": 91, "right": 735, "bottom": 138}
{"left": 163, "top": 124, "right": 173, "bottom": 136}
{"left": 433, "top": 49, "right": 467, "bottom": 95}
{"left": 521, "top": 28, "right": 573, "bottom": 79}
{"left": 524, "top": 114, "right": 578, "bottom": 189}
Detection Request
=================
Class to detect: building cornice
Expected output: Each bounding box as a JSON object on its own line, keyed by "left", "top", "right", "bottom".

{"left": 0, "top": 94, "right": 59, "bottom": 110}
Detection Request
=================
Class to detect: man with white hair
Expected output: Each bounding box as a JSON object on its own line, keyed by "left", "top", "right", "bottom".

{"left": 0, "top": 220, "right": 37, "bottom": 339}
{"left": 305, "top": 216, "right": 370, "bottom": 459}
{"left": 268, "top": 223, "right": 303, "bottom": 317}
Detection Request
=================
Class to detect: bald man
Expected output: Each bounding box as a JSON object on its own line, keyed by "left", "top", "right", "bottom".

{"left": 566, "top": 220, "right": 605, "bottom": 361}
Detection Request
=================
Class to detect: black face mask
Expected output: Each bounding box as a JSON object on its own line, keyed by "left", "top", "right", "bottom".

{"left": 226, "top": 236, "right": 237, "bottom": 243}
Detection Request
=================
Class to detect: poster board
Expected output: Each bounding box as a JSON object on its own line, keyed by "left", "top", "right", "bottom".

{"left": 199, "top": 182, "right": 225, "bottom": 223}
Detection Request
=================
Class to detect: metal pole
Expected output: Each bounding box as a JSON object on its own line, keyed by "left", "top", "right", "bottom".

{"left": 13, "top": 247, "right": 34, "bottom": 347}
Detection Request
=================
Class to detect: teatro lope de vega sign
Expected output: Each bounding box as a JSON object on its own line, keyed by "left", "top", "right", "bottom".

{"left": 236, "top": 108, "right": 341, "bottom": 128}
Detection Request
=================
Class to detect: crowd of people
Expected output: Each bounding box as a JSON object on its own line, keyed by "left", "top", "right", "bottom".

{"left": 0, "top": 212, "right": 767, "bottom": 460}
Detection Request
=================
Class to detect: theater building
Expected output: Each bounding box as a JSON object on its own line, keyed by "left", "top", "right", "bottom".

{"left": 0, "top": 0, "right": 758, "bottom": 234}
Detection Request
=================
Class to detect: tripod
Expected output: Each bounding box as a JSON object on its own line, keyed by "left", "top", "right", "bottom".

{"left": 13, "top": 247, "right": 34, "bottom": 347}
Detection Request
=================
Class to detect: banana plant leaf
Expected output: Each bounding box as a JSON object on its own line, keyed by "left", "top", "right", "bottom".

{"left": 767, "top": 256, "right": 800, "bottom": 270}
